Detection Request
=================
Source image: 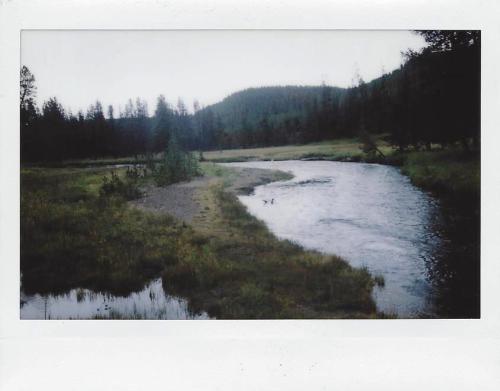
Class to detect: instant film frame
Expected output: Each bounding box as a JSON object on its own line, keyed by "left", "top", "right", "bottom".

{"left": 1, "top": 0, "right": 499, "bottom": 390}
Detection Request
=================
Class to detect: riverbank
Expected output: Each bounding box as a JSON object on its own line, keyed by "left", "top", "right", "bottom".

{"left": 21, "top": 137, "right": 479, "bottom": 318}
{"left": 398, "top": 149, "right": 480, "bottom": 317}
{"left": 164, "top": 165, "right": 381, "bottom": 318}
{"left": 25, "top": 137, "right": 480, "bottom": 203}
{"left": 202, "top": 139, "right": 479, "bottom": 201}
{"left": 21, "top": 163, "right": 382, "bottom": 319}
{"left": 204, "top": 141, "right": 480, "bottom": 317}
{"left": 21, "top": 136, "right": 389, "bottom": 167}
{"left": 202, "top": 137, "right": 393, "bottom": 163}
{"left": 26, "top": 137, "right": 480, "bottom": 204}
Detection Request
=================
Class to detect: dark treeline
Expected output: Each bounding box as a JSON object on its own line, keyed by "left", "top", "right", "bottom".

{"left": 20, "top": 92, "right": 206, "bottom": 162}
{"left": 20, "top": 31, "right": 480, "bottom": 163}
{"left": 207, "top": 30, "right": 480, "bottom": 150}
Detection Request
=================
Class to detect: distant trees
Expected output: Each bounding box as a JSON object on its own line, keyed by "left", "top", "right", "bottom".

{"left": 19, "top": 88, "right": 215, "bottom": 163}
{"left": 175, "top": 98, "right": 195, "bottom": 149}
{"left": 152, "top": 95, "right": 174, "bottom": 153}
{"left": 194, "top": 108, "right": 224, "bottom": 150}
{"left": 20, "top": 30, "right": 480, "bottom": 163}
{"left": 20, "top": 65, "right": 37, "bottom": 108}
{"left": 415, "top": 30, "right": 480, "bottom": 52}
{"left": 41, "top": 98, "right": 66, "bottom": 160}
{"left": 392, "top": 30, "right": 481, "bottom": 150}
{"left": 20, "top": 66, "right": 39, "bottom": 161}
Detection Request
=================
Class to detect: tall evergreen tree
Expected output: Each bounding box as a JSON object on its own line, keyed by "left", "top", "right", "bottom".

{"left": 152, "top": 95, "right": 173, "bottom": 152}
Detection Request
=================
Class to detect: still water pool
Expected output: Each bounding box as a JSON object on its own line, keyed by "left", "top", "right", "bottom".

{"left": 21, "top": 279, "right": 210, "bottom": 320}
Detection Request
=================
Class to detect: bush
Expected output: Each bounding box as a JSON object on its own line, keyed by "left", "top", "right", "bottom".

{"left": 359, "top": 131, "right": 386, "bottom": 159}
{"left": 99, "top": 169, "right": 142, "bottom": 200}
{"left": 152, "top": 138, "right": 201, "bottom": 186}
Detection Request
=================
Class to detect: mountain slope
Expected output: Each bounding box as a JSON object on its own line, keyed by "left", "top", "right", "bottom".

{"left": 201, "top": 85, "right": 346, "bottom": 132}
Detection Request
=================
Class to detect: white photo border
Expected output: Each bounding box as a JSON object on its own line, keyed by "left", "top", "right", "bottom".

{"left": 1, "top": 0, "right": 499, "bottom": 390}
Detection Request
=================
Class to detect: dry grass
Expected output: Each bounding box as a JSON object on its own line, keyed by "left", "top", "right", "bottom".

{"left": 202, "top": 137, "right": 394, "bottom": 162}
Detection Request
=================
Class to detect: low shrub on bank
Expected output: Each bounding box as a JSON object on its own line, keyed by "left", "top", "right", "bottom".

{"left": 150, "top": 138, "right": 201, "bottom": 186}
{"left": 99, "top": 168, "right": 143, "bottom": 201}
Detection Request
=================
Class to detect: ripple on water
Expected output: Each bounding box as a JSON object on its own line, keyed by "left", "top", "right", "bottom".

{"left": 224, "top": 160, "right": 445, "bottom": 318}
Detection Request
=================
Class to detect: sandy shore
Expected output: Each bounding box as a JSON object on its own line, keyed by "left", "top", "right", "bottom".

{"left": 129, "top": 166, "right": 291, "bottom": 224}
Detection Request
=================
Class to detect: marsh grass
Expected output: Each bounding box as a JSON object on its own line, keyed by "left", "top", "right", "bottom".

{"left": 21, "top": 164, "right": 380, "bottom": 318}
{"left": 43, "top": 137, "right": 390, "bottom": 167}
{"left": 399, "top": 149, "right": 480, "bottom": 202}
{"left": 21, "top": 167, "right": 183, "bottom": 296}
{"left": 161, "top": 183, "right": 378, "bottom": 318}
{"left": 202, "top": 136, "right": 393, "bottom": 163}
{"left": 21, "top": 138, "right": 480, "bottom": 318}
{"left": 99, "top": 168, "right": 143, "bottom": 200}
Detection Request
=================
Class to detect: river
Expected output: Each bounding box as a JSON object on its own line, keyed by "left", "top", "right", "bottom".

{"left": 225, "top": 160, "right": 450, "bottom": 318}
{"left": 20, "top": 160, "right": 474, "bottom": 319}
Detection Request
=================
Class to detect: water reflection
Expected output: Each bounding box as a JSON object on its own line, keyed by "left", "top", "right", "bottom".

{"left": 225, "top": 160, "right": 449, "bottom": 318}
{"left": 20, "top": 279, "right": 210, "bottom": 320}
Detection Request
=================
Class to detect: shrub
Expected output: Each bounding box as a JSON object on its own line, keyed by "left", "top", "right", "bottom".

{"left": 99, "top": 169, "right": 142, "bottom": 200}
{"left": 152, "top": 138, "right": 201, "bottom": 186}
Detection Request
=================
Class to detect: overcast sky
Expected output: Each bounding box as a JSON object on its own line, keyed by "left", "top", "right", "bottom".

{"left": 22, "top": 30, "right": 426, "bottom": 116}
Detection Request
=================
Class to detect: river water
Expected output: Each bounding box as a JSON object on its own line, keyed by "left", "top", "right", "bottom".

{"left": 225, "top": 160, "right": 447, "bottom": 318}
{"left": 20, "top": 160, "right": 470, "bottom": 319}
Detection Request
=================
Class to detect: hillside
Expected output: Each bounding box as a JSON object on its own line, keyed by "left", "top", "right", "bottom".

{"left": 195, "top": 43, "right": 479, "bottom": 150}
{"left": 200, "top": 85, "right": 346, "bottom": 133}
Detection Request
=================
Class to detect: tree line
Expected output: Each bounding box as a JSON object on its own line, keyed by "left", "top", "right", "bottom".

{"left": 20, "top": 30, "right": 480, "bottom": 163}
{"left": 20, "top": 85, "right": 221, "bottom": 162}
{"left": 205, "top": 30, "right": 480, "bottom": 150}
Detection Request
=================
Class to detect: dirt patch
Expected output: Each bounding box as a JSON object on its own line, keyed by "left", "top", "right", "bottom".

{"left": 224, "top": 166, "right": 292, "bottom": 195}
{"left": 129, "top": 176, "right": 215, "bottom": 223}
{"left": 129, "top": 166, "right": 292, "bottom": 224}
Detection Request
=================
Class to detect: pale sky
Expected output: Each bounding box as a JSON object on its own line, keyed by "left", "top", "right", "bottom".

{"left": 21, "top": 30, "right": 426, "bottom": 116}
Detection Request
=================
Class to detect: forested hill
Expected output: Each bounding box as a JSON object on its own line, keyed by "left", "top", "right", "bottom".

{"left": 20, "top": 31, "right": 480, "bottom": 162}
{"left": 196, "top": 36, "right": 479, "bottom": 150}
{"left": 202, "top": 85, "right": 345, "bottom": 133}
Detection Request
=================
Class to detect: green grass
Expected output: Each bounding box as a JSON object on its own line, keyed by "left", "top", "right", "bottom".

{"left": 163, "top": 184, "right": 378, "bottom": 318}
{"left": 202, "top": 136, "right": 393, "bottom": 163}
{"left": 21, "top": 167, "right": 184, "bottom": 296}
{"left": 34, "top": 136, "right": 390, "bottom": 168}
{"left": 399, "top": 149, "right": 480, "bottom": 201}
{"left": 200, "top": 161, "right": 235, "bottom": 179}
{"left": 21, "top": 136, "right": 480, "bottom": 318}
{"left": 24, "top": 155, "right": 159, "bottom": 168}
{"left": 21, "top": 164, "right": 380, "bottom": 318}
{"left": 396, "top": 147, "right": 480, "bottom": 317}
{"left": 24, "top": 136, "right": 377, "bottom": 183}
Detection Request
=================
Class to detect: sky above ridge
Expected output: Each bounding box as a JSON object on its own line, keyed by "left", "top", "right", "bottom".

{"left": 22, "top": 30, "right": 426, "bottom": 115}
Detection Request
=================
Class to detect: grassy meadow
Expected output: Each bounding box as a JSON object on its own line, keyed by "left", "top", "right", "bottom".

{"left": 21, "top": 136, "right": 479, "bottom": 318}
{"left": 202, "top": 137, "right": 394, "bottom": 163}
{"left": 31, "top": 135, "right": 480, "bottom": 204}
{"left": 399, "top": 149, "right": 480, "bottom": 202}
{"left": 21, "top": 167, "right": 179, "bottom": 295}
{"left": 21, "top": 161, "right": 381, "bottom": 319}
